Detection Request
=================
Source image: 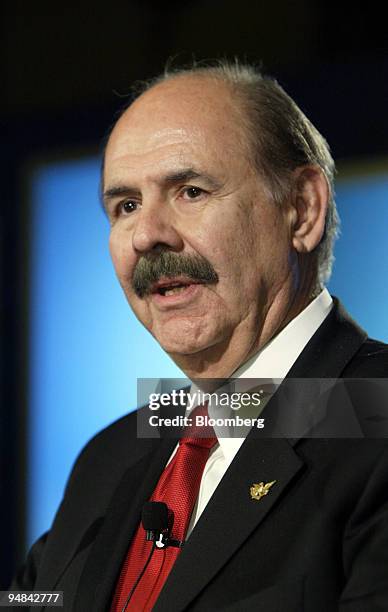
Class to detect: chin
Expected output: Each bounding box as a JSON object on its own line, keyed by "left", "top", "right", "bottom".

{"left": 157, "top": 336, "right": 208, "bottom": 356}
{"left": 153, "top": 320, "right": 220, "bottom": 358}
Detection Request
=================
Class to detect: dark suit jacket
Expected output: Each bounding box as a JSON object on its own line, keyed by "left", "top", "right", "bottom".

{"left": 11, "top": 300, "right": 388, "bottom": 611}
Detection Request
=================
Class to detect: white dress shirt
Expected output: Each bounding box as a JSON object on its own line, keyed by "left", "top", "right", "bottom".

{"left": 171, "top": 289, "right": 333, "bottom": 537}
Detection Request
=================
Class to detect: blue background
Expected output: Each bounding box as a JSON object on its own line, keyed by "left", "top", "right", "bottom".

{"left": 27, "top": 158, "right": 388, "bottom": 547}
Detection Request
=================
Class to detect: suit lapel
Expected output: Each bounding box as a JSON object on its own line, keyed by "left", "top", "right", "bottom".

{"left": 287, "top": 298, "right": 367, "bottom": 378}
{"left": 272, "top": 297, "right": 367, "bottom": 446}
{"left": 74, "top": 436, "right": 177, "bottom": 612}
{"left": 154, "top": 437, "right": 304, "bottom": 611}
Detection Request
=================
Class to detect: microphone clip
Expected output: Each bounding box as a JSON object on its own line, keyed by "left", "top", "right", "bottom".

{"left": 155, "top": 532, "right": 168, "bottom": 548}
{"left": 146, "top": 530, "right": 184, "bottom": 549}
{"left": 142, "top": 502, "right": 184, "bottom": 549}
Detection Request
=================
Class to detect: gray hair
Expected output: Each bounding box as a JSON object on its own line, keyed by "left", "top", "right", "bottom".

{"left": 114, "top": 60, "right": 340, "bottom": 288}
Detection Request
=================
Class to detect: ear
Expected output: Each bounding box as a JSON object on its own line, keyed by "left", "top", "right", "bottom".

{"left": 290, "top": 166, "right": 329, "bottom": 253}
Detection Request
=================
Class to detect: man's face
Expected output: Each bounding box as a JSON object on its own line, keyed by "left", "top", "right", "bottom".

{"left": 103, "top": 77, "right": 293, "bottom": 365}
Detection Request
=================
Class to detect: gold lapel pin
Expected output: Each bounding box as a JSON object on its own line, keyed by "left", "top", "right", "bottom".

{"left": 250, "top": 480, "right": 277, "bottom": 501}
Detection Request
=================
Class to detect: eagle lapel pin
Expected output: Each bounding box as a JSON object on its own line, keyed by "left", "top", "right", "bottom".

{"left": 250, "top": 480, "right": 277, "bottom": 501}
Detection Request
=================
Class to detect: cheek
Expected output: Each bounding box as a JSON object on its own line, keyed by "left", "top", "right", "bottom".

{"left": 109, "top": 230, "right": 134, "bottom": 281}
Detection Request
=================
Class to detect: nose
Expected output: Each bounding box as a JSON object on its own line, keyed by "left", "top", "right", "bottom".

{"left": 131, "top": 200, "right": 184, "bottom": 254}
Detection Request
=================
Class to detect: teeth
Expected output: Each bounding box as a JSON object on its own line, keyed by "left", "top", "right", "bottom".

{"left": 164, "top": 286, "right": 187, "bottom": 296}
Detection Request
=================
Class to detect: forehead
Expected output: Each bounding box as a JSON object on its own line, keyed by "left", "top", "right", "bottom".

{"left": 103, "top": 77, "right": 250, "bottom": 182}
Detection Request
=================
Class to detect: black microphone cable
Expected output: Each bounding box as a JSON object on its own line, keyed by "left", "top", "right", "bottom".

{"left": 120, "top": 540, "right": 157, "bottom": 612}
{"left": 120, "top": 501, "right": 170, "bottom": 612}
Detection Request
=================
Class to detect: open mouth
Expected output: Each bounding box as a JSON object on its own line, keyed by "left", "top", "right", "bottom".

{"left": 151, "top": 278, "right": 201, "bottom": 297}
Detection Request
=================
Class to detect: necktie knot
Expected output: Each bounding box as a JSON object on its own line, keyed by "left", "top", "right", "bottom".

{"left": 179, "top": 403, "right": 217, "bottom": 449}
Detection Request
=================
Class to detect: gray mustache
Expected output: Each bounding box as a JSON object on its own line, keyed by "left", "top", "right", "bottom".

{"left": 132, "top": 250, "right": 219, "bottom": 298}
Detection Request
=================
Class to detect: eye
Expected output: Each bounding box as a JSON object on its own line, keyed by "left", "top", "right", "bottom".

{"left": 117, "top": 200, "right": 138, "bottom": 215}
{"left": 181, "top": 186, "right": 206, "bottom": 200}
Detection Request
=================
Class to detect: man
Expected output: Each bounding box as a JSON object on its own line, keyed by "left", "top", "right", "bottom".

{"left": 11, "top": 61, "right": 388, "bottom": 610}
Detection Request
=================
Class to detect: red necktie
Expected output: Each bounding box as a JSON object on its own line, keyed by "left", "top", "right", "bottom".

{"left": 111, "top": 405, "right": 217, "bottom": 611}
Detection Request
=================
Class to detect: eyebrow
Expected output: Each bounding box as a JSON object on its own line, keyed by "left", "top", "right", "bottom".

{"left": 163, "top": 168, "right": 219, "bottom": 187}
{"left": 102, "top": 167, "right": 222, "bottom": 209}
